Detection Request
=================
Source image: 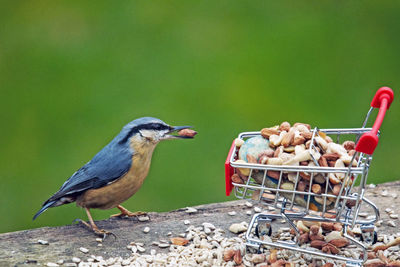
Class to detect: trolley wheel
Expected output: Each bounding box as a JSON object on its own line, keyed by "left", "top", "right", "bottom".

{"left": 360, "top": 230, "right": 378, "bottom": 245}
{"left": 246, "top": 244, "right": 262, "bottom": 254}
{"left": 255, "top": 218, "right": 272, "bottom": 238}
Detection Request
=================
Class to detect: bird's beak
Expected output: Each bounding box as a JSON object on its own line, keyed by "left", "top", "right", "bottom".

{"left": 164, "top": 126, "right": 193, "bottom": 139}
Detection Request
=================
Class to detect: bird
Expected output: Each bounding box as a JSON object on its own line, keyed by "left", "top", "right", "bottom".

{"left": 33, "top": 117, "right": 194, "bottom": 237}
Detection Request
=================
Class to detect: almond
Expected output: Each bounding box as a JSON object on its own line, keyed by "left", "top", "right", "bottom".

{"left": 281, "top": 129, "right": 295, "bottom": 147}
{"left": 279, "top": 121, "right": 291, "bottom": 132}
{"left": 298, "top": 232, "right": 309, "bottom": 244}
{"left": 310, "top": 240, "right": 327, "bottom": 249}
{"left": 233, "top": 249, "right": 242, "bottom": 265}
{"left": 178, "top": 129, "right": 197, "bottom": 137}
{"left": 292, "top": 135, "right": 306, "bottom": 146}
{"left": 367, "top": 251, "right": 376, "bottom": 259}
{"left": 223, "top": 249, "right": 235, "bottom": 261}
{"left": 268, "top": 249, "right": 277, "bottom": 263}
{"left": 322, "top": 153, "right": 341, "bottom": 161}
{"left": 387, "top": 236, "right": 400, "bottom": 247}
{"left": 231, "top": 173, "right": 243, "bottom": 184}
{"left": 293, "top": 122, "right": 311, "bottom": 130}
{"left": 170, "top": 237, "right": 189, "bottom": 246}
{"left": 246, "top": 154, "right": 257, "bottom": 164}
{"left": 372, "top": 244, "right": 389, "bottom": 252}
{"left": 342, "top": 140, "right": 355, "bottom": 151}
{"left": 310, "top": 225, "right": 320, "bottom": 235}
{"left": 300, "top": 131, "right": 313, "bottom": 140}
{"left": 261, "top": 127, "right": 280, "bottom": 139}
{"left": 318, "top": 157, "right": 328, "bottom": 167}
{"left": 322, "top": 243, "right": 339, "bottom": 254}
{"left": 321, "top": 222, "right": 334, "bottom": 231}
{"left": 364, "top": 259, "right": 386, "bottom": 267}
{"left": 329, "top": 237, "right": 349, "bottom": 248}
{"left": 309, "top": 233, "right": 324, "bottom": 241}
{"left": 322, "top": 264, "right": 334, "bottom": 267}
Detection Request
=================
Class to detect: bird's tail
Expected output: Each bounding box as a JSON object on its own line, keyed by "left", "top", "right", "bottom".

{"left": 33, "top": 200, "right": 56, "bottom": 220}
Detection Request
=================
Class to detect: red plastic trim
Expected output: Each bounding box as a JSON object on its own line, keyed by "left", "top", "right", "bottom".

{"left": 371, "top": 87, "right": 394, "bottom": 109}
{"left": 225, "top": 140, "right": 236, "bottom": 196}
{"left": 355, "top": 87, "right": 394, "bottom": 155}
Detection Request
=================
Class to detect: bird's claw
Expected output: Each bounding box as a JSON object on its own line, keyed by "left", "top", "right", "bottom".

{"left": 73, "top": 218, "right": 116, "bottom": 240}
{"left": 94, "top": 228, "right": 117, "bottom": 241}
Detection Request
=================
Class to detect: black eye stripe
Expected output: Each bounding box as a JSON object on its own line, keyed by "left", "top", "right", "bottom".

{"left": 119, "top": 123, "right": 170, "bottom": 144}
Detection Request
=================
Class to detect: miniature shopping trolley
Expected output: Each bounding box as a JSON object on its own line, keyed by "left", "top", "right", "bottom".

{"left": 224, "top": 87, "right": 394, "bottom": 266}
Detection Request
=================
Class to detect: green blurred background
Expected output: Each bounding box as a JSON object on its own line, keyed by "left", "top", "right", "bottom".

{"left": 1, "top": 1, "right": 399, "bottom": 233}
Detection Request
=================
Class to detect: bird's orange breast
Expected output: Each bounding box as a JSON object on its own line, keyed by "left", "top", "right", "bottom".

{"left": 76, "top": 140, "right": 156, "bottom": 210}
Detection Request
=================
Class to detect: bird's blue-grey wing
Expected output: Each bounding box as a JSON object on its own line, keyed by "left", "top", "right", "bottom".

{"left": 52, "top": 143, "right": 132, "bottom": 201}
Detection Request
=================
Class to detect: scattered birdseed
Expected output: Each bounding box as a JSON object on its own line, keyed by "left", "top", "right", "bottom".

{"left": 229, "top": 222, "right": 248, "bottom": 233}
{"left": 137, "top": 246, "right": 146, "bottom": 253}
{"left": 245, "top": 201, "right": 253, "bottom": 208}
{"left": 388, "top": 220, "right": 396, "bottom": 227}
{"left": 390, "top": 214, "right": 399, "bottom": 219}
{"left": 138, "top": 216, "right": 150, "bottom": 222}
{"left": 143, "top": 227, "right": 150, "bottom": 233}
{"left": 56, "top": 260, "right": 64, "bottom": 265}
{"left": 381, "top": 190, "right": 389, "bottom": 197}
{"left": 71, "top": 257, "right": 81, "bottom": 263}
{"left": 79, "top": 247, "right": 89, "bottom": 254}
{"left": 167, "top": 232, "right": 172, "bottom": 236}
{"left": 386, "top": 208, "right": 393, "bottom": 213}
{"left": 254, "top": 207, "right": 262, "bottom": 213}
{"left": 183, "top": 220, "right": 190, "bottom": 225}
{"left": 38, "top": 239, "right": 49, "bottom": 245}
{"left": 202, "top": 222, "right": 216, "bottom": 230}
{"left": 95, "top": 238, "right": 103, "bottom": 242}
{"left": 158, "top": 243, "right": 170, "bottom": 248}
{"left": 246, "top": 210, "right": 252, "bottom": 216}
{"left": 46, "top": 262, "right": 59, "bottom": 267}
{"left": 97, "top": 244, "right": 102, "bottom": 247}
{"left": 368, "top": 183, "right": 376, "bottom": 188}
{"left": 63, "top": 263, "right": 77, "bottom": 267}
{"left": 228, "top": 211, "right": 237, "bottom": 216}
{"left": 185, "top": 207, "right": 197, "bottom": 214}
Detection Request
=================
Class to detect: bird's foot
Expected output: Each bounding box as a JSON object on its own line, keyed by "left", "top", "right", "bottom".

{"left": 74, "top": 218, "right": 116, "bottom": 240}
{"left": 110, "top": 210, "right": 147, "bottom": 218}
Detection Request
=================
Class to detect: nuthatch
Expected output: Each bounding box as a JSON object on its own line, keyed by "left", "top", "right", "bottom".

{"left": 33, "top": 117, "right": 193, "bottom": 236}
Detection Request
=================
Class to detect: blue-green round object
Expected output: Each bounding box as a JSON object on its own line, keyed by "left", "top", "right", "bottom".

{"left": 239, "top": 136, "right": 270, "bottom": 162}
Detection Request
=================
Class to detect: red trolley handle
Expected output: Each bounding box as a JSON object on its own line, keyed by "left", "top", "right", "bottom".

{"left": 355, "top": 87, "right": 394, "bottom": 155}
{"left": 225, "top": 140, "right": 236, "bottom": 196}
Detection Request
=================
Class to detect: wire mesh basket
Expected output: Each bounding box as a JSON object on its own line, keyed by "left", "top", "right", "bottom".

{"left": 224, "top": 87, "right": 394, "bottom": 266}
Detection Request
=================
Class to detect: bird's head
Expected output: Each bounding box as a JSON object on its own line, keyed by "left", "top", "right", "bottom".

{"left": 117, "top": 117, "right": 193, "bottom": 147}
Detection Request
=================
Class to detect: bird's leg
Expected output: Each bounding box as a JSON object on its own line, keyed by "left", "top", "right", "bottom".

{"left": 110, "top": 205, "right": 147, "bottom": 218}
{"left": 81, "top": 208, "right": 114, "bottom": 238}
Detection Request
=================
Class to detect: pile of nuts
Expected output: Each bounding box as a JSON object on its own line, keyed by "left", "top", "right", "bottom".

{"left": 231, "top": 121, "right": 360, "bottom": 211}
{"left": 295, "top": 220, "right": 349, "bottom": 255}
